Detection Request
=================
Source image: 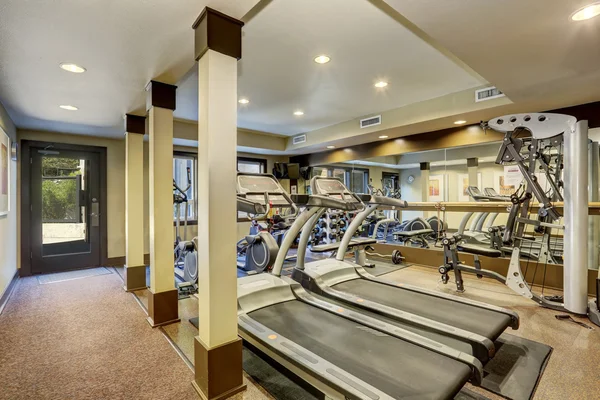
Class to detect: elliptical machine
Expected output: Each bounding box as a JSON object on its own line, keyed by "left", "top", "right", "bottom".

{"left": 236, "top": 173, "right": 299, "bottom": 275}
{"left": 173, "top": 167, "right": 197, "bottom": 298}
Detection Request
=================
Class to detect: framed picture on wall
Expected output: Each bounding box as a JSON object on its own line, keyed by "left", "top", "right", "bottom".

{"left": 0, "top": 126, "right": 10, "bottom": 216}
{"left": 494, "top": 171, "right": 517, "bottom": 196}
{"left": 457, "top": 173, "right": 482, "bottom": 202}
{"left": 428, "top": 175, "right": 445, "bottom": 202}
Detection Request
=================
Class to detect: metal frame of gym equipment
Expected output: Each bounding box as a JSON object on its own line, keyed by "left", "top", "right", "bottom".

{"left": 442, "top": 113, "right": 594, "bottom": 320}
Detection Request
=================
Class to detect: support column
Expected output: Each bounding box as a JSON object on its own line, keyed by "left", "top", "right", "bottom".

{"left": 146, "top": 81, "right": 179, "bottom": 327}
{"left": 420, "top": 162, "right": 430, "bottom": 218}
{"left": 192, "top": 8, "right": 246, "bottom": 400}
{"left": 467, "top": 157, "right": 479, "bottom": 191}
{"left": 588, "top": 142, "right": 599, "bottom": 270}
{"left": 564, "top": 120, "right": 589, "bottom": 314}
{"left": 124, "top": 114, "right": 147, "bottom": 291}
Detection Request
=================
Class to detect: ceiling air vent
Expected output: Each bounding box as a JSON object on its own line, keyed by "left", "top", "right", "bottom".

{"left": 360, "top": 115, "right": 382, "bottom": 129}
{"left": 292, "top": 134, "right": 306, "bottom": 145}
{"left": 475, "top": 86, "right": 505, "bottom": 102}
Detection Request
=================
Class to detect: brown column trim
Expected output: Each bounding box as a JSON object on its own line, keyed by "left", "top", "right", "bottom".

{"left": 147, "top": 288, "right": 180, "bottom": 327}
{"left": 419, "top": 162, "right": 430, "bottom": 171}
{"left": 192, "top": 336, "right": 246, "bottom": 400}
{"left": 467, "top": 157, "right": 479, "bottom": 167}
{"left": 125, "top": 114, "right": 146, "bottom": 135}
{"left": 123, "top": 265, "right": 147, "bottom": 292}
{"left": 193, "top": 7, "right": 244, "bottom": 61}
{"left": 146, "top": 81, "right": 177, "bottom": 111}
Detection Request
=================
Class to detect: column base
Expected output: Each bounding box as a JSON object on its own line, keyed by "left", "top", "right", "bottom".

{"left": 146, "top": 288, "right": 180, "bottom": 327}
{"left": 192, "top": 336, "right": 246, "bottom": 400}
{"left": 123, "top": 264, "right": 147, "bottom": 292}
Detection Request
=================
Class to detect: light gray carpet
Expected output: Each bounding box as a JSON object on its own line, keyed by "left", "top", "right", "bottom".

{"left": 0, "top": 272, "right": 197, "bottom": 400}
{"left": 36, "top": 267, "right": 111, "bottom": 285}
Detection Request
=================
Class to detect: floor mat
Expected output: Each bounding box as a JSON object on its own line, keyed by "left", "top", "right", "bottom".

{"left": 482, "top": 333, "right": 553, "bottom": 400}
{"left": 455, "top": 388, "right": 490, "bottom": 400}
{"left": 36, "top": 267, "right": 112, "bottom": 284}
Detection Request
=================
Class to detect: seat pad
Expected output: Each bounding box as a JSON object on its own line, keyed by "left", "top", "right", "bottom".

{"left": 457, "top": 243, "right": 502, "bottom": 258}
{"left": 394, "top": 229, "right": 433, "bottom": 238}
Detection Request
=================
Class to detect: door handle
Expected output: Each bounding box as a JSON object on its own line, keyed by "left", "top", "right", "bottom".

{"left": 91, "top": 198, "right": 100, "bottom": 227}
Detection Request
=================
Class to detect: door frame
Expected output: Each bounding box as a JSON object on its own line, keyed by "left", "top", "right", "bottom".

{"left": 20, "top": 140, "right": 108, "bottom": 276}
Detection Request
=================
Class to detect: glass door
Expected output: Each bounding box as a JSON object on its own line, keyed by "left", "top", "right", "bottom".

{"left": 30, "top": 149, "right": 101, "bottom": 273}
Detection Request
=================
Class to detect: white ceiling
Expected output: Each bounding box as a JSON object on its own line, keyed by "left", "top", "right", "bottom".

{"left": 175, "top": 0, "right": 485, "bottom": 135}
{"left": 384, "top": 0, "right": 600, "bottom": 104}
{"left": 0, "top": 0, "right": 259, "bottom": 138}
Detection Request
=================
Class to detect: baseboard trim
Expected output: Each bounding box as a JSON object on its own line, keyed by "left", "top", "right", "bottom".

{"left": 0, "top": 269, "right": 20, "bottom": 316}
{"left": 106, "top": 254, "right": 150, "bottom": 267}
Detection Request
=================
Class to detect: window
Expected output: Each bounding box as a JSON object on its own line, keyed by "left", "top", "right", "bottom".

{"left": 237, "top": 157, "right": 267, "bottom": 174}
{"left": 173, "top": 153, "right": 197, "bottom": 222}
{"left": 237, "top": 157, "right": 267, "bottom": 220}
{"left": 312, "top": 166, "right": 369, "bottom": 194}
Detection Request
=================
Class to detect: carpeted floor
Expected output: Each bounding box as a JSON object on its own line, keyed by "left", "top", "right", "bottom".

{"left": 0, "top": 270, "right": 198, "bottom": 400}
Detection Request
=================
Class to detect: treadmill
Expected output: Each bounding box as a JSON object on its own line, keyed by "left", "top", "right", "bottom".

{"left": 291, "top": 177, "right": 519, "bottom": 365}
{"left": 236, "top": 173, "right": 481, "bottom": 400}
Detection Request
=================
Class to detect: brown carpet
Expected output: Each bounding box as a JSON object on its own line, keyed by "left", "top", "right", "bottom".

{"left": 0, "top": 271, "right": 198, "bottom": 400}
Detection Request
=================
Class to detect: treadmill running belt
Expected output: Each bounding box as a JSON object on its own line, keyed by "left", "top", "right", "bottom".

{"left": 249, "top": 300, "right": 471, "bottom": 400}
{"left": 333, "top": 279, "right": 511, "bottom": 341}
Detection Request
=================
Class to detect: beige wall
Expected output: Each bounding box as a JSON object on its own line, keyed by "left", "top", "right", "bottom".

{"left": 0, "top": 101, "right": 17, "bottom": 298}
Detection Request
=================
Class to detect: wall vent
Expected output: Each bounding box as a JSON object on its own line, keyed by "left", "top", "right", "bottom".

{"left": 360, "top": 115, "right": 382, "bottom": 129}
{"left": 475, "top": 86, "right": 505, "bottom": 102}
{"left": 292, "top": 134, "right": 306, "bottom": 145}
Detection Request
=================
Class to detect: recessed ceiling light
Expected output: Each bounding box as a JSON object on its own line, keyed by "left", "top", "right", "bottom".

{"left": 59, "top": 105, "right": 78, "bottom": 111}
{"left": 454, "top": 120, "right": 467, "bottom": 125}
{"left": 327, "top": 145, "right": 335, "bottom": 149}
{"left": 314, "top": 55, "right": 331, "bottom": 64}
{"left": 59, "top": 63, "right": 86, "bottom": 73}
{"left": 378, "top": 135, "right": 389, "bottom": 139}
{"left": 293, "top": 110, "right": 304, "bottom": 116}
{"left": 571, "top": 3, "right": 600, "bottom": 21}
{"left": 238, "top": 98, "right": 250, "bottom": 104}
{"left": 374, "top": 81, "right": 388, "bottom": 88}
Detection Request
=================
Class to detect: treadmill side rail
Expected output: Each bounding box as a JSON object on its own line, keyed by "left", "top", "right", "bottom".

{"left": 238, "top": 313, "right": 395, "bottom": 400}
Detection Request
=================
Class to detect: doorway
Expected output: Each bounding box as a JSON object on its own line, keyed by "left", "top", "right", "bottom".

{"left": 21, "top": 141, "right": 107, "bottom": 275}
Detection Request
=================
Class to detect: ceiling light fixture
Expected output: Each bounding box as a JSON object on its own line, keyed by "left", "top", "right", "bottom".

{"left": 374, "top": 81, "right": 388, "bottom": 88}
{"left": 293, "top": 110, "right": 304, "bottom": 116}
{"left": 327, "top": 145, "right": 335, "bottom": 149}
{"left": 571, "top": 2, "right": 600, "bottom": 21}
{"left": 59, "top": 63, "right": 86, "bottom": 73}
{"left": 378, "top": 135, "right": 389, "bottom": 139}
{"left": 314, "top": 55, "right": 331, "bottom": 64}
{"left": 454, "top": 120, "right": 467, "bottom": 125}
{"left": 238, "top": 98, "right": 250, "bottom": 104}
{"left": 59, "top": 105, "right": 78, "bottom": 111}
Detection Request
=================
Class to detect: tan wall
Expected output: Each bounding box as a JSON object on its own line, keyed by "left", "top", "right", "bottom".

{"left": 0, "top": 101, "right": 17, "bottom": 298}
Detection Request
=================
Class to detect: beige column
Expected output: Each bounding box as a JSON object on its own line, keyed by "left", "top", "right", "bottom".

{"left": 146, "top": 81, "right": 179, "bottom": 327}
{"left": 192, "top": 7, "right": 246, "bottom": 400}
{"left": 467, "top": 157, "right": 479, "bottom": 191}
{"left": 123, "top": 114, "right": 147, "bottom": 291}
{"left": 420, "top": 162, "right": 430, "bottom": 217}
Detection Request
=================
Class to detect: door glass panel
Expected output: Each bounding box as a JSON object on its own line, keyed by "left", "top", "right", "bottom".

{"left": 351, "top": 170, "right": 366, "bottom": 193}
{"left": 41, "top": 156, "right": 89, "bottom": 256}
{"left": 332, "top": 168, "right": 346, "bottom": 185}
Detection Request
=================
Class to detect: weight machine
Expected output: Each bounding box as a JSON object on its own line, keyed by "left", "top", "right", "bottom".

{"left": 440, "top": 113, "right": 597, "bottom": 324}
